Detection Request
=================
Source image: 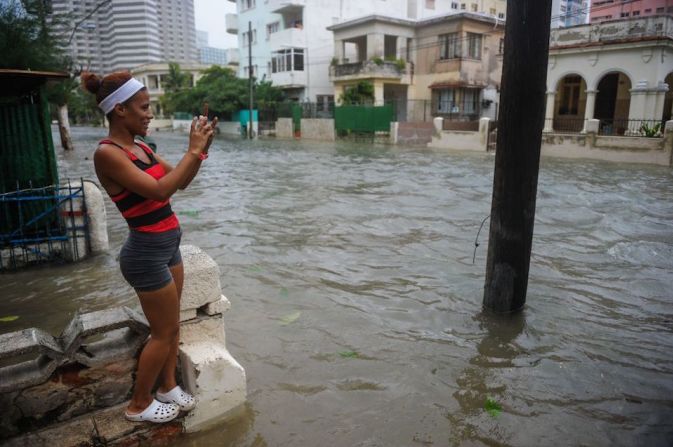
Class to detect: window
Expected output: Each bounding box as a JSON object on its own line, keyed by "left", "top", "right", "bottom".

{"left": 436, "top": 89, "right": 456, "bottom": 113}
{"left": 632, "top": 10, "right": 640, "bottom": 16}
{"left": 620, "top": 12, "right": 629, "bottom": 17}
{"left": 466, "top": 33, "right": 482, "bottom": 59}
{"left": 471, "top": 3, "right": 478, "bottom": 12}
{"left": 489, "top": 8, "right": 496, "bottom": 15}
{"left": 451, "top": 2, "right": 458, "bottom": 9}
{"left": 463, "top": 89, "right": 479, "bottom": 114}
{"left": 644, "top": 8, "right": 651, "bottom": 13}
{"left": 242, "top": 29, "right": 257, "bottom": 46}
{"left": 498, "top": 12, "right": 504, "bottom": 19}
{"left": 668, "top": 7, "right": 673, "bottom": 13}
{"left": 439, "top": 33, "right": 460, "bottom": 60}
{"left": 559, "top": 75, "right": 581, "bottom": 115}
{"left": 460, "top": 3, "right": 466, "bottom": 10}
{"left": 241, "top": 0, "right": 255, "bottom": 10}
{"left": 498, "top": 38, "right": 504, "bottom": 54}
{"left": 266, "top": 22, "right": 279, "bottom": 39}
{"left": 271, "top": 48, "right": 304, "bottom": 73}
{"left": 316, "top": 95, "right": 334, "bottom": 113}
{"left": 426, "top": 0, "right": 435, "bottom": 9}
{"left": 656, "top": 7, "right": 664, "bottom": 13}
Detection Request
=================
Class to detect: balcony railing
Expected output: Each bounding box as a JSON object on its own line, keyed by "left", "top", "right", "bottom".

{"left": 268, "top": 27, "right": 306, "bottom": 50}
{"left": 330, "top": 60, "right": 409, "bottom": 80}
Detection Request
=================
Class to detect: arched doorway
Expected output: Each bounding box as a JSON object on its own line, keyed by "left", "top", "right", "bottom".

{"left": 663, "top": 72, "right": 673, "bottom": 122}
{"left": 553, "top": 74, "right": 587, "bottom": 132}
{"left": 594, "top": 72, "right": 631, "bottom": 135}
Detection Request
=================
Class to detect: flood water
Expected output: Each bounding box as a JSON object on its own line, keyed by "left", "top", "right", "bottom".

{"left": 1, "top": 126, "right": 672, "bottom": 446}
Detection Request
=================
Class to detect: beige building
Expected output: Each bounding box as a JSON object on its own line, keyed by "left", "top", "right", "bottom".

{"left": 328, "top": 12, "right": 504, "bottom": 122}
{"left": 545, "top": 14, "right": 673, "bottom": 135}
{"left": 130, "top": 63, "right": 211, "bottom": 124}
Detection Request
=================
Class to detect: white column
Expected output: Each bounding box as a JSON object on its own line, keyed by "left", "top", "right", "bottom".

{"left": 366, "top": 33, "right": 384, "bottom": 59}
{"left": 334, "top": 39, "right": 344, "bottom": 63}
{"left": 374, "top": 81, "right": 384, "bottom": 105}
{"left": 628, "top": 80, "right": 649, "bottom": 122}
{"left": 581, "top": 90, "right": 597, "bottom": 133}
{"left": 653, "top": 82, "right": 668, "bottom": 121}
{"left": 543, "top": 91, "right": 556, "bottom": 133}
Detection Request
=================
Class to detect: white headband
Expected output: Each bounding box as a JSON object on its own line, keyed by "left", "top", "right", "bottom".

{"left": 98, "top": 78, "right": 145, "bottom": 114}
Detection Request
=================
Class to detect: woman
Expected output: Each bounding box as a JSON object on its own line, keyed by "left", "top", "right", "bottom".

{"left": 81, "top": 71, "right": 217, "bottom": 423}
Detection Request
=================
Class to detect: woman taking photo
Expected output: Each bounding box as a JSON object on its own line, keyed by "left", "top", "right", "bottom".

{"left": 81, "top": 71, "right": 216, "bottom": 423}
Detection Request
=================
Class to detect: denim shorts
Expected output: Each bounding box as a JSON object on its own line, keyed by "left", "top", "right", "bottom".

{"left": 119, "top": 228, "right": 182, "bottom": 292}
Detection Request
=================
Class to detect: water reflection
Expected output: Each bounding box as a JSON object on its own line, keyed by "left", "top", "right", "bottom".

{"left": 447, "top": 312, "right": 526, "bottom": 446}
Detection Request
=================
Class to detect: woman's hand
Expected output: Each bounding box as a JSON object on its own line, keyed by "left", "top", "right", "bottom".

{"left": 188, "top": 114, "right": 214, "bottom": 157}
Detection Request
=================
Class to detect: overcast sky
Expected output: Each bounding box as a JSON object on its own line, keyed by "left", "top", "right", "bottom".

{"left": 193, "top": 0, "right": 238, "bottom": 49}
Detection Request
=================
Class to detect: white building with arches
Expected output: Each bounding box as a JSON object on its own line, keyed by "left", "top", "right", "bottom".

{"left": 544, "top": 14, "right": 673, "bottom": 135}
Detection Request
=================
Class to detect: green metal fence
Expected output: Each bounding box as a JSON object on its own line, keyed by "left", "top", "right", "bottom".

{"left": 0, "top": 86, "right": 59, "bottom": 235}
{"left": 334, "top": 105, "right": 394, "bottom": 133}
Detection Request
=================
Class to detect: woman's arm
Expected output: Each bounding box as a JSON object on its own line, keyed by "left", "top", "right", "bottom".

{"left": 96, "top": 117, "right": 213, "bottom": 201}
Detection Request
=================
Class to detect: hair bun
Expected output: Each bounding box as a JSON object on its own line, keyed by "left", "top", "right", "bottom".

{"left": 80, "top": 72, "right": 102, "bottom": 95}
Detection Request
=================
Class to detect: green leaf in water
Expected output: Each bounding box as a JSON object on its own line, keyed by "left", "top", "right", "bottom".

{"left": 338, "top": 351, "right": 359, "bottom": 358}
{"left": 484, "top": 397, "right": 502, "bottom": 417}
{"left": 0, "top": 316, "right": 19, "bottom": 322}
{"left": 280, "top": 311, "right": 301, "bottom": 325}
{"left": 279, "top": 287, "right": 289, "bottom": 298}
{"left": 179, "top": 210, "right": 200, "bottom": 217}
{"left": 247, "top": 265, "right": 264, "bottom": 273}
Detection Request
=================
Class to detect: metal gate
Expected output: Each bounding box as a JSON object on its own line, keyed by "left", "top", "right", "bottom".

{"left": 0, "top": 180, "right": 90, "bottom": 270}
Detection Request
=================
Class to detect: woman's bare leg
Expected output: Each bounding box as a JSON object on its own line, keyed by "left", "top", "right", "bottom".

{"left": 157, "top": 262, "right": 184, "bottom": 393}
{"left": 127, "top": 281, "right": 180, "bottom": 414}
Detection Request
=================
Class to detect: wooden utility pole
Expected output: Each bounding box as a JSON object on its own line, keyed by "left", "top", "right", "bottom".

{"left": 248, "top": 21, "right": 254, "bottom": 140}
{"left": 483, "top": 0, "right": 553, "bottom": 313}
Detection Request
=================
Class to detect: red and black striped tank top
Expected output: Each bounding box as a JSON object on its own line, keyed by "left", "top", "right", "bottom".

{"left": 99, "top": 139, "right": 179, "bottom": 233}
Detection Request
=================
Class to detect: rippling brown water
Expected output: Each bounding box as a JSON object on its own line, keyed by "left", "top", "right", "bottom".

{"left": 1, "top": 127, "right": 672, "bottom": 446}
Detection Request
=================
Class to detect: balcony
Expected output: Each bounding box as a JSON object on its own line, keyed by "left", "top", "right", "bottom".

{"left": 226, "top": 13, "right": 238, "bottom": 34}
{"left": 329, "top": 60, "right": 412, "bottom": 84}
{"left": 268, "top": 27, "right": 306, "bottom": 51}
{"left": 267, "top": 0, "right": 305, "bottom": 14}
{"left": 270, "top": 70, "right": 307, "bottom": 88}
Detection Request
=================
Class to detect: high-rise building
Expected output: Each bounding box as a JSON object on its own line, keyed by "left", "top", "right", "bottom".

{"left": 551, "top": 0, "right": 589, "bottom": 28}
{"left": 49, "top": 0, "right": 198, "bottom": 74}
{"left": 227, "top": 0, "right": 507, "bottom": 103}
{"left": 589, "top": 0, "right": 673, "bottom": 23}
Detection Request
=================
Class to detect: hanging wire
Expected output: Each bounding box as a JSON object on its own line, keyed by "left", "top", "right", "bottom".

{"left": 472, "top": 214, "right": 491, "bottom": 265}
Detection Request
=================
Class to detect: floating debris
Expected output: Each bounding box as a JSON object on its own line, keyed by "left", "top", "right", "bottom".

{"left": 0, "top": 316, "right": 19, "bottom": 322}
{"left": 338, "top": 350, "right": 359, "bottom": 359}
{"left": 179, "top": 210, "right": 200, "bottom": 217}
{"left": 280, "top": 311, "right": 301, "bottom": 325}
{"left": 484, "top": 397, "right": 502, "bottom": 417}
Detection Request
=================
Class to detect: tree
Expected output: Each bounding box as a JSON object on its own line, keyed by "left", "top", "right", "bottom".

{"left": 159, "top": 62, "right": 191, "bottom": 117}
{"left": 339, "top": 81, "right": 375, "bottom": 105}
{"left": 161, "top": 64, "right": 286, "bottom": 120}
{"left": 0, "top": 0, "right": 80, "bottom": 150}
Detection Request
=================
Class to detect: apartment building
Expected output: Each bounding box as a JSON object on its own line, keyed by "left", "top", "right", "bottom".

{"left": 49, "top": 0, "right": 198, "bottom": 73}
{"left": 328, "top": 12, "right": 504, "bottom": 121}
{"left": 590, "top": 0, "right": 673, "bottom": 22}
{"left": 551, "top": 0, "right": 589, "bottom": 28}
{"left": 227, "top": 0, "right": 506, "bottom": 104}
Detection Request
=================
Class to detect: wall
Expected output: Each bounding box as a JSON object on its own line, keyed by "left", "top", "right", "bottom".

{"left": 301, "top": 119, "right": 336, "bottom": 141}
{"left": 0, "top": 246, "right": 247, "bottom": 445}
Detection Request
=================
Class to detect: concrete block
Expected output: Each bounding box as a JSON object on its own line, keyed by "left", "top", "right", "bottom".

{"left": 180, "top": 317, "right": 226, "bottom": 346}
{"left": 202, "top": 295, "right": 231, "bottom": 316}
{"left": 179, "top": 245, "right": 222, "bottom": 312}
{"left": 276, "top": 118, "right": 294, "bottom": 139}
{"left": 585, "top": 119, "right": 600, "bottom": 134}
{"left": 433, "top": 116, "right": 443, "bottom": 134}
{"left": 179, "top": 341, "right": 247, "bottom": 433}
{"left": 83, "top": 180, "right": 109, "bottom": 254}
{"left": 180, "top": 309, "right": 197, "bottom": 322}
